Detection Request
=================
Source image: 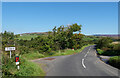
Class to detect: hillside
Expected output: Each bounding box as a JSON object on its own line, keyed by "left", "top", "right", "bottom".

{"left": 93, "top": 34, "right": 120, "bottom": 39}
{"left": 20, "top": 32, "right": 49, "bottom": 35}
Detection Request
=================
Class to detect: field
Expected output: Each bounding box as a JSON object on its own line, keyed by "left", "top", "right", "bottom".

{"left": 16, "top": 34, "right": 38, "bottom": 40}
{"left": 112, "top": 41, "right": 120, "bottom": 44}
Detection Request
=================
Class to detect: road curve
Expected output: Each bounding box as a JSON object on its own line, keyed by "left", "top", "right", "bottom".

{"left": 32, "top": 45, "right": 119, "bottom": 77}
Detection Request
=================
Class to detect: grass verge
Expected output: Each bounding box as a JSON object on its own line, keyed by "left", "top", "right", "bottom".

{"left": 23, "top": 44, "right": 92, "bottom": 60}
{"left": 47, "top": 44, "right": 92, "bottom": 57}
{"left": 2, "top": 57, "right": 45, "bottom": 77}
{"left": 17, "top": 44, "right": 92, "bottom": 77}
{"left": 23, "top": 44, "right": 91, "bottom": 60}
{"left": 15, "top": 58, "right": 45, "bottom": 76}
{"left": 108, "top": 56, "right": 120, "bottom": 69}
{"left": 22, "top": 52, "right": 44, "bottom": 60}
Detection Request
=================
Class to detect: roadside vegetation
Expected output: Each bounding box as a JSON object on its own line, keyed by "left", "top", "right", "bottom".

{"left": 1, "top": 23, "right": 101, "bottom": 76}
{"left": 96, "top": 37, "right": 120, "bottom": 69}
{"left": 2, "top": 55, "right": 45, "bottom": 76}
{"left": 22, "top": 44, "right": 91, "bottom": 60}
{"left": 108, "top": 56, "right": 120, "bottom": 69}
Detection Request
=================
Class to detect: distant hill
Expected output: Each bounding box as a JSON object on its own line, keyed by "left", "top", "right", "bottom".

{"left": 93, "top": 34, "right": 120, "bottom": 39}
{"left": 20, "top": 32, "right": 49, "bottom": 35}
{"left": 94, "top": 34, "right": 120, "bottom": 37}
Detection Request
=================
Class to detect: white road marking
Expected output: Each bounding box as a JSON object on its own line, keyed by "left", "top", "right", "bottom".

{"left": 84, "top": 47, "right": 91, "bottom": 57}
{"left": 84, "top": 53, "right": 87, "bottom": 57}
{"left": 82, "top": 47, "right": 91, "bottom": 69}
{"left": 82, "top": 59, "right": 86, "bottom": 69}
{"left": 88, "top": 47, "right": 91, "bottom": 52}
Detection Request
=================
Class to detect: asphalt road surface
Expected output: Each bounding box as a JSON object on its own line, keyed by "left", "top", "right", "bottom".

{"left": 32, "top": 45, "right": 119, "bottom": 77}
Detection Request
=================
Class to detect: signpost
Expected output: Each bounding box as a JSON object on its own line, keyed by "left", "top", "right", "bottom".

{"left": 5, "top": 47, "right": 20, "bottom": 70}
{"left": 5, "top": 47, "right": 15, "bottom": 58}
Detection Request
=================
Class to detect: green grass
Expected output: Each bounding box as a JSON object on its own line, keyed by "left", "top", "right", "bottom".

{"left": 97, "top": 48, "right": 120, "bottom": 56}
{"left": 15, "top": 58, "right": 45, "bottom": 76}
{"left": 83, "top": 36, "right": 99, "bottom": 41}
{"left": 22, "top": 52, "right": 45, "bottom": 60}
{"left": 22, "top": 44, "right": 92, "bottom": 60}
{"left": 16, "top": 34, "right": 38, "bottom": 40}
{"left": 97, "top": 49, "right": 104, "bottom": 55}
{"left": 47, "top": 44, "right": 92, "bottom": 57}
{"left": 2, "top": 57, "right": 45, "bottom": 77}
{"left": 108, "top": 56, "right": 120, "bottom": 69}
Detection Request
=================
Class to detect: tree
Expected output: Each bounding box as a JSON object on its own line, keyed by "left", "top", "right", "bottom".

{"left": 96, "top": 37, "right": 113, "bottom": 49}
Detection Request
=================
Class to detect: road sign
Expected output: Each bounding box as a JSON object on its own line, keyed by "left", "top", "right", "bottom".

{"left": 5, "top": 47, "right": 15, "bottom": 58}
{"left": 5, "top": 47, "right": 15, "bottom": 51}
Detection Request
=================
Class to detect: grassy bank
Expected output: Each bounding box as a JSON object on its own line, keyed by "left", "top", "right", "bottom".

{"left": 97, "top": 48, "right": 120, "bottom": 56}
{"left": 22, "top": 52, "right": 45, "bottom": 60}
{"left": 23, "top": 44, "right": 92, "bottom": 60}
{"left": 108, "top": 56, "right": 120, "bottom": 69}
{"left": 51, "top": 44, "right": 92, "bottom": 57}
{"left": 15, "top": 58, "right": 45, "bottom": 76}
{"left": 2, "top": 57, "right": 45, "bottom": 77}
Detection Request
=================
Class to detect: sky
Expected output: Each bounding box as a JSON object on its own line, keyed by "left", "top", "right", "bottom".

{"left": 2, "top": 2, "right": 118, "bottom": 35}
{"left": 1, "top": 0, "right": 120, "bottom": 2}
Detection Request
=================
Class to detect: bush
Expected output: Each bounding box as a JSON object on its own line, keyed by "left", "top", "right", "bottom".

{"left": 108, "top": 56, "right": 120, "bottom": 69}
{"left": 49, "top": 51, "right": 56, "bottom": 55}
{"left": 2, "top": 56, "right": 17, "bottom": 76}
{"left": 96, "top": 43, "right": 120, "bottom": 56}
{"left": 96, "top": 37, "right": 113, "bottom": 49}
{"left": 97, "top": 49, "right": 104, "bottom": 55}
{"left": 38, "top": 45, "right": 52, "bottom": 54}
{"left": 18, "top": 46, "right": 29, "bottom": 55}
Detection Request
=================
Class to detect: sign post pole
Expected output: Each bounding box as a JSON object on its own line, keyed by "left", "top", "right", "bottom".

{"left": 10, "top": 51, "right": 11, "bottom": 58}
{"left": 17, "top": 66, "right": 20, "bottom": 70}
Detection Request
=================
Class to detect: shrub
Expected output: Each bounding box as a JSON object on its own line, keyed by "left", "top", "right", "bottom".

{"left": 97, "top": 49, "right": 104, "bottom": 55}
{"left": 108, "top": 56, "right": 120, "bottom": 69}
{"left": 2, "top": 56, "right": 16, "bottom": 76}
{"left": 96, "top": 37, "right": 113, "bottom": 49}
{"left": 49, "top": 51, "right": 56, "bottom": 55}
{"left": 38, "top": 45, "right": 52, "bottom": 54}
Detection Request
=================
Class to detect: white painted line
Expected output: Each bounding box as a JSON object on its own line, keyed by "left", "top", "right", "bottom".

{"left": 84, "top": 53, "right": 87, "bottom": 57}
{"left": 82, "top": 47, "right": 91, "bottom": 69}
{"left": 88, "top": 47, "right": 91, "bottom": 51}
{"left": 84, "top": 47, "right": 91, "bottom": 57}
{"left": 82, "top": 59, "right": 86, "bottom": 69}
{"left": 87, "top": 47, "right": 91, "bottom": 53}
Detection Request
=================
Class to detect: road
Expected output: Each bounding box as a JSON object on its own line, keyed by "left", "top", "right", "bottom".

{"left": 32, "top": 45, "right": 119, "bottom": 77}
